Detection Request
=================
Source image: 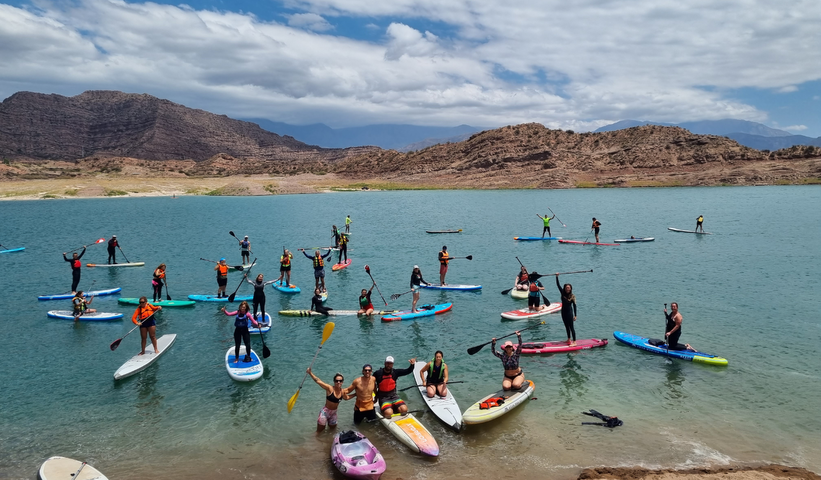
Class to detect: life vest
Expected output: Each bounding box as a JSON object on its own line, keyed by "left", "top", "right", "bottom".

{"left": 132, "top": 304, "right": 160, "bottom": 324}
{"left": 234, "top": 312, "right": 251, "bottom": 328}
{"left": 280, "top": 254, "right": 292, "bottom": 267}
{"left": 428, "top": 360, "right": 446, "bottom": 382}
{"left": 72, "top": 259, "right": 81, "bottom": 269}
{"left": 240, "top": 240, "right": 250, "bottom": 251}
{"left": 313, "top": 255, "right": 324, "bottom": 268}
{"left": 529, "top": 281, "right": 539, "bottom": 292}
{"left": 359, "top": 294, "right": 370, "bottom": 308}
{"left": 480, "top": 397, "right": 506, "bottom": 410}
{"left": 339, "top": 235, "right": 348, "bottom": 246}
{"left": 439, "top": 251, "right": 449, "bottom": 265}
{"left": 217, "top": 264, "right": 228, "bottom": 278}
{"left": 73, "top": 297, "right": 86, "bottom": 311}
{"left": 376, "top": 370, "right": 397, "bottom": 394}
{"left": 519, "top": 272, "right": 528, "bottom": 283}
{"left": 154, "top": 269, "right": 165, "bottom": 280}
{"left": 543, "top": 217, "right": 550, "bottom": 226}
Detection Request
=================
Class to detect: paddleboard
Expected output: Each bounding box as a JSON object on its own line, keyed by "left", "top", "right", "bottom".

{"left": 375, "top": 409, "right": 439, "bottom": 456}
{"left": 118, "top": 298, "right": 195, "bottom": 307}
{"left": 272, "top": 281, "right": 300, "bottom": 293}
{"left": 331, "top": 430, "right": 386, "bottom": 480}
{"left": 513, "top": 236, "right": 561, "bottom": 241}
{"left": 47, "top": 310, "right": 123, "bottom": 321}
{"left": 420, "top": 283, "right": 482, "bottom": 291}
{"left": 279, "top": 309, "right": 398, "bottom": 317}
{"left": 38, "top": 288, "right": 121, "bottom": 301}
{"left": 86, "top": 262, "right": 145, "bottom": 267}
{"left": 462, "top": 380, "right": 535, "bottom": 425}
{"left": 500, "top": 302, "right": 562, "bottom": 320}
{"left": 668, "top": 227, "right": 712, "bottom": 235}
{"left": 521, "top": 338, "right": 608, "bottom": 354}
{"left": 412, "top": 361, "right": 462, "bottom": 431}
{"left": 613, "top": 331, "right": 728, "bottom": 366}
{"left": 510, "top": 288, "right": 529, "bottom": 299}
{"left": 558, "top": 240, "right": 620, "bottom": 246}
{"left": 187, "top": 294, "right": 253, "bottom": 302}
{"left": 613, "top": 237, "right": 654, "bottom": 243}
{"left": 332, "top": 259, "right": 353, "bottom": 271}
{"left": 114, "top": 333, "right": 176, "bottom": 380}
{"left": 225, "top": 345, "right": 263, "bottom": 381}
{"left": 426, "top": 229, "right": 462, "bottom": 234}
{"left": 39, "top": 456, "right": 108, "bottom": 480}
{"left": 253, "top": 312, "right": 272, "bottom": 334}
{"left": 381, "top": 303, "right": 453, "bottom": 322}
{"left": 0, "top": 247, "right": 25, "bottom": 254}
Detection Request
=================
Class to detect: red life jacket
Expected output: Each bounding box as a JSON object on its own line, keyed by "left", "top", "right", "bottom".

{"left": 376, "top": 370, "right": 397, "bottom": 393}
{"left": 480, "top": 397, "right": 506, "bottom": 409}
{"left": 529, "top": 282, "right": 539, "bottom": 292}
{"left": 72, "top": 259, "right": 81, "bottom": 269}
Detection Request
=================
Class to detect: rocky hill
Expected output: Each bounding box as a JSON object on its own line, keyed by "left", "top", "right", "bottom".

{"left": 0, "top": 90, "right": 373, "bottom": 163}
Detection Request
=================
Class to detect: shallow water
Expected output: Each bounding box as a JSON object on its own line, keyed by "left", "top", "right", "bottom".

{"left": 1, "top": 186, "right": 819, "bottom": 479}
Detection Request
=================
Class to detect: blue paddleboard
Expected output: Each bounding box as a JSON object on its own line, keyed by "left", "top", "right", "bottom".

{"left": 513, "top": 236, "right": 561, "bottom": 241}
{"left": 613, "top": 331, "right": 728, "bottom": 366}
{"left": 38, "top": 287, "right": 122, "bottom": 301}
{"left": 272, "top": 281, "right": 301, "bottom": 294}
{"left": 188, "top": 294, "right": 253, "bottom": 302}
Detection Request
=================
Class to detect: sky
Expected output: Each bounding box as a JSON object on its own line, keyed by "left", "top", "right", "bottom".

{"left": 1, "top": 0, "right": 820, "bottom": 136}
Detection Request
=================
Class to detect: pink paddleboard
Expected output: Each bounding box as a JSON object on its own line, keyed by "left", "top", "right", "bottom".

{"left": 520, "top": 338, "right": 608, "bottom": 354}
{"left": 332, "top": 259, "right": 352, "bottom": 271}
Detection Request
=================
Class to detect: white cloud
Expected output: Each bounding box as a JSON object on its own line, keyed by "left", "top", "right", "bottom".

{"left": 778, "top": 85, "right": 798, "bottom": 93}
{"left": 783, "top": 125, "right": 807, "bottom": 131}
{"left": 287, "top": 13, "right": 333, "bottom": 32}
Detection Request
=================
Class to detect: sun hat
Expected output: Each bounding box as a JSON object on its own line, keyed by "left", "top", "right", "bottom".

{"left": 502, "top": 341, "right": 515, "bottom": 348}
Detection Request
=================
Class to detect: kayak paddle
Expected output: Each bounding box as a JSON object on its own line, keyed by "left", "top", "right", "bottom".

{"left": 466, "top": 321, "right": 545, "bottom": 355}
{"left": 228, "top": 258, "right": 255, "bottom": 302}
{"left": 288, "top": 322, "right": 335, "bottom": 413}
{"left": 364, "top": 264, "right": 388, "bottom": 306}
{"left": 548, "top": 207, "right": 566, "bottom": 227}
{"left": 117, "top": 246, "right": 131, "bottom": 263}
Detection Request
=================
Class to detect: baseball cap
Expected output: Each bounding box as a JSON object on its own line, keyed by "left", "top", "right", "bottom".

{"left": 220, "top": 258, "right": 226, "bottom": 261}
{"left": 385, "top": 356, "right": 395, "bottom": 363}
{"left": 442, "top": 245, "right": 447, "bottom": 249}
{"left": 413, "top": 265, "right": 419, "bottom": 269}
{"left": 244, "top": 235, "right": 248, "bottom": 238}
{"left": 112, "top": 235, "right": 117, "bottom": 238}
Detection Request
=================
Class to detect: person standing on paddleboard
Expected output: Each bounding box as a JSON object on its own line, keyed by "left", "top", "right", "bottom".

{"left": 696, "top": 215, "right": 704, "bottom": 233}
{"left": 527, "top": 272, "right": 548, "bottom": 312}
{"left": 107, "top": 235, "right": 119, "bottom": 264}
{"left": 275, "top": 249, "right": 293, "bottom": 287}
{"left": 664, "top": 302, "right": 696, "bottom": 351}
{"left": 72, "top": 291, "right": 96, "bottom": 322}
{"left": 374, "top": 356, "right": 416, "bottom": 417}
{"left": 556, "top": 274, "right": 578, "bottom": 346}
{"left": 410, "top": 265, "right": 431, "bottom": 313}
{"left": 239, "top": 236, "right": 251, "bottom": 265}
{"left": 300, "top": 248, "right": 333, "bottom": 293}
{"left": 245, "top": 273, "right": 276, "bottom": 322}
{"left": 132, "top": 297, "right": 162, "bottom": 355}
{"left": 420, "top": 351, "right": 449, "bottom": 398}
{"left": 438, "top": 246, "right": 450, "bottom": 285}
{"left": 337, "top": 233, "right": 349, "bottom": 265}
{"left": 492, "top": 332, "right": 525, "bottom": 391}
{"left": 307, "top": 368, "right": 352, "bottom": 433}
{"left": 214, "top": 258, "right": 229, "bottom": 298}
{"left": 152, "top": 264, "right": 166, "bottom": 303}
{"left": 358, "top": 285, "right": 376, "bottom": 315}
{"left": 63, "top": 246, "right": 86, "bottom": 294}
{"left": 311, "top": 287, "right": 333, "bottom": 315}
{"left": 538, "top": 213, "right": 556, "bottom": 238}
{"left": 331, "top": 225, "right": 341, "bottom": 248}
{"left": 229, "top": 301, "right": 259, "bottom": 363}
{"left": 345, "top": 215, "right": 352, "bottom": 233}
{"left": 592, "top": 218, "right": 602, "bottom": 243}
{"left": 515, "top": 266, "right": 529, "bottom": 292}
{"left": 344, "top": 364, "right": 377, "bottom": 424}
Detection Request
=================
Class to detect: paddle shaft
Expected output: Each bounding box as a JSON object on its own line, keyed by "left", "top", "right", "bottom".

{"left": 467, "top": 322, "right": 543, "bottom": 355}
{"left": 67, "top": 239, "right": 102, "bottom": 253}
{"left": 365, "top": 266, "right": 388, "bottom": 306}
{"left": 228, "top": 259, "right": 256, "bottom": 302}
{"left": 664, "top": 303, "right": 669, "bottom": 355}
{"left": 400, "top": 380, "right": 465, "bottom": 392}
{"left": 548, "top": 207, "right": 566, "bottom": 227}
{"left": 71, "top": 462, "right": 87, "bottom": 479}
{"left": 110, "top": 319, "right": 144, "bottom": 350}
{"left": 390, "top": 290, "right": 414, "bottom": 300}
{"left": 165, "top": 272, "right": 172, "bottom": 301}
{"left": 514, "top": 257, "right": 550, "bottom": 304}
{"left": 117, "top": 246, "right": 131, "bottom": 263}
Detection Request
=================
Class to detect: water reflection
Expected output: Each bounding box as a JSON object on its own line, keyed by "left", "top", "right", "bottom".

{"left": 662, "top": 361, "right": 687, "bottom": 403}
{"left": 135, "top": 367, "right": 163, "bottom": 423}
{"left": 558, "top": 354, "right": 589, "bottom": 404}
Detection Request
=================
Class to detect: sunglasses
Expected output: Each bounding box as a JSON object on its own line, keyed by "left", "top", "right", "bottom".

{"left": 334, "top": 379, "right": 343, "bottom": 383}
{"left": 363, "top": 369, "right": 372, "bottom": 372}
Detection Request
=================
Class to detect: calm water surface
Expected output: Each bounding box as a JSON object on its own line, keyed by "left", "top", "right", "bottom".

{"left": 0, "top": 186, "right": 819, "bottom": 479}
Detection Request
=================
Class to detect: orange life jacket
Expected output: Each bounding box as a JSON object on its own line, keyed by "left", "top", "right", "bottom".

{"left": 217, "top": 264, "right": 228, "bottom": 278}
{"left": 519, "top": 272, "right": 528, "bottom": 283}
{"left": 132, "top": 304, "right": 160, "bottom": 324}
{"left": 313, "top": 255, "right": 324, "bottom": 268}
{"left": 280, "top": 254, "right": 292, "bottom": 267}
{"left": 480, "top": 397, "right": 506, "bottom": 410}
{"left": 439, "top": 251, "right": 449, "bottom": 265}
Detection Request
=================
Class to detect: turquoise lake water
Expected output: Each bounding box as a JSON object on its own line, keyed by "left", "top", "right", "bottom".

{"left": 1, "top": 186, "right": 820, "bottom": 479}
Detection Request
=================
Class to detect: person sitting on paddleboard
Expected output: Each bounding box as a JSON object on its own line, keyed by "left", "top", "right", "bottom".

{"left": 537, "top": 213, "right": 556, "bottom": 238}
{"left": 358, "top": 285, "right": 376, "bottom": 315}
{"left": 374, "top": 356, "right": 416, "bottom": 417}
{"left": 410, "top": 265, "right": 431, "bottom": 313}
{"left": 696, "top": 215, "right": 704, "bottom": 233}
{"left": 331, "top": 225, "right": 340, "bottom": 248}
{"left": 239, "top": 236, "right": 251, "bottom": 265}
{"left": 492, "top": 332, "right": 525, "bottom": 391}
{"left": 275, "top": 249, "right": 293, "bottom": 286}
{"left": 337, "top": 233, "right": 349, "bottom": 265}
{"left": 515, "top": 266, "right": 529, "bottom": 291}
{"left": 107, "top": 235, "right": 119, "bottom": 264}
{"left": 420, "top": 350, "right": 449, "bottom": 398}
{"left": 592, "top": 218, "right": 602, "bottom": 243}
{"left": 63, "top": 246, "right": 86, "bottom": 294}
{"left": 664, "top": 302, "right": 696, "bottom": 351}
{"left": 300, "top": 248, "right": 333, "bottom": 293}
{"left": 132, "top": 297, "right": 162, "bottom": 355}
{"left": 214, "top": 258, "right": 229, "bottom": 298}
{"left": 72, "top": 291, "right": 96, "bottom": 322}
{"left": 527, "top": 271, "right": 548, "bottom": 312}
{"left": 228, "top": 301, "right": 259, "bottom": 363}
{"left": 311, "top": 287, "right": 333, "bottom": 315}
{"left": 307, "top": 367, "right": 352, "bottom": 433}
{"left": 438, "top": 245, "right": 449, "bottom": 285}
{"left": 152, "top": 264, "right": 166, "bottom": 303}
{"left": 557, "top": 274, "right": 578, "bottom": 346}
{"left": 344, "top": 364, "right": 377, "bottom": 424}
{"left": 245, "top": 273, "right": 276, "bottom": 323}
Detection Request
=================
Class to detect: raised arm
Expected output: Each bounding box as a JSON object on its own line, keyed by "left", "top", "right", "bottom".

{"left": 307, "top": 368, "right": 333, "bottom": 393}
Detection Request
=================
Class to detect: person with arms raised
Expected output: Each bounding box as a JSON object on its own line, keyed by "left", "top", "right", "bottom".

{"left": 307, "top": 368, "right": 352, "bottom": 433}
{"left": 300, "top": 248, "right": 332, "bottom": 293}
{"left": 537, "top": 213, "right": 556, "bottom": 238}
{"left": 63, "top": 246, "right": 86, "bottom": 294}
{"left": 556, "top": 274, "right": 578, "bottom": 346}
{"left": 374, "top": 356, "right": 416, "bottom": 417}
{"left": 491, "top": 331, "right": 525, "bottom": 391}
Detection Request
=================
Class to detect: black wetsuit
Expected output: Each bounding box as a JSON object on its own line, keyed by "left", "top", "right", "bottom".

{"left": 246, "top": 278, "right": 275, "bottom": 321}
{"left": 233, "top": 312, "right": 254, "bottom": 361}
{"left": 557, "top": 277, "right": 578, "bottom": 341}
{"left": 311, "top": 294, "right": 332, "bottom": 315}
{"left": 63, "top": 247, "right": 86, "bottom": 292}
{"left": 107, "top": 238, "right": 118, "bottom": 264}
{"left": 665, "top": 312, "right": 683, "bottom": 350}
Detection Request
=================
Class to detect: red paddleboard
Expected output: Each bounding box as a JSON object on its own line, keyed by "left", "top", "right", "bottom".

{"left": 520, "top": 338, "right": 608, "bottom": 354}
{"left": 558, "top": 240, "right": 620, "bottom": 246}
{"left": 331, "top": 259, "right": 352, "bottom": 271}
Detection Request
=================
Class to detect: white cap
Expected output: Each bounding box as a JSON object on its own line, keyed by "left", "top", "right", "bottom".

{"left": 112, "top": 235, "right": 116, "bottom": 237}
{"left": 385, "top": 356, "right": 395, "bottom": 363}
{"left": 413, "top": 265, "right": 419, "bottom": 269}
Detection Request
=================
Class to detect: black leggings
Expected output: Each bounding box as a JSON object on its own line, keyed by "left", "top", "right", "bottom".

{"left": 542, "top": 226, "right": 551, "bottom": 237}
{"left": 667, "top": 329, "right": 682, "bottom": 349}
{"left": 562, "top": 313, "right": 576, "bottom": 341}
{"left": 253, "top": 294, "right": 266, "bottom": 322}
{"left": 234, "top": 327, "right": 251, "bottom": 359}
{"left": 71, "top": 270, "right": 81, "bottom": 292}
{"left": 107, "top": 248, "right": 116, "bottom": 263}
{"left": 338, "top": 245, "right": 348, "bottom": 263}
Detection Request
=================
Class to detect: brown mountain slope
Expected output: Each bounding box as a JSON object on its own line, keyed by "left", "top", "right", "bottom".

{"left": 0, "top": 90, "right": 372, "bottom": 163}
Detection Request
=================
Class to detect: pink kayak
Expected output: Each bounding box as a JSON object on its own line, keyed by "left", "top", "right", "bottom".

{"left": 521, "top": 338, "right": 608, "bottom": 354}
{"left": 331, "top": 430, "right": 386, "bottom": 480}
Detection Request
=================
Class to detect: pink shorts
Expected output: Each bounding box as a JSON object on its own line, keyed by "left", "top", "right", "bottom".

{"left": 317, "top": 406, "right": 338, "bottom": 426}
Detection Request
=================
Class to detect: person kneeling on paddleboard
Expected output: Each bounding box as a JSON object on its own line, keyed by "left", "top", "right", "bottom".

{"left": 72, "top": 291, "right": 96, "bottom": 322}
{"left": 344, "top": 365, "right": 377, "bottom": 424}
{"left": 492, "top": 332, "right": 525, "bottom": 391}
{"left": 420, "top": 351, "right": 449, "bottom": 398}
{"left": 358, "top": 285, "right": 376, "bottom": 315}
{"left": 527, "top": 272, "right": 548, "bottom": 312}
{"left": 308, "top": 368, "right": 352, "bottom": 433}
{"left": 374, "top": 356, "right": 416, "bottom": 417}
{"left": 132, "top": 297, "right": 162, "bottom": 355}
{"left": 410, "top": 265, "right": 431, "bottom": 313}
{"left": 664, "top": 302, "right": 696, "bottom": 352}
{"left": 311, "top": 288, "right": 333, "bottom": 315}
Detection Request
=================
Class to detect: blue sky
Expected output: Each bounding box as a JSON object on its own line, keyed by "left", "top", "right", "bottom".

{"left": 1, "top": 0, "right": 820, "bottom": 136}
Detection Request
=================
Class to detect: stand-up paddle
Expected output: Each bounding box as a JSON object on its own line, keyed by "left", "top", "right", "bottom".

{"left": 110, "top": 322, "right": 142, "bottom": 351}
{"left": 67, "top": 238, "right": 105, "bottom": 253}
{"left": 229, "top": 231, "right": 252, "bottom": 254}
{"left": 117, "top": 246, "right": 131, "bottom": 263}
{"left": 364, "top": 265, "right": 388, "bottom": 306}
{"left": 515, "top": 257, "right": 550, "bottom": 305}
{"left": 448, "top": 255, "right": 473, "bottom": 260}
{"left": 164, "top": 272, "right": 172, "bottom": 301}
{"left": 548, "top": 207, "right": 566, "bottom": 227}
{"left": 287, "top": 322, "right": 335, "bottom": 413}
{"left": 664, "top": 303, "right": 669, "bottom": 356}
{"left": 390, "top": 290, "right": 414, "bottom": 301}
{"left": 467, "top": 322, "right": 545, "bottom": 355}
{"left": 256, "top": 323, "right": 270, "bottom": 358}
{"left": 199, "top": 258, "right": 247, "bottom": 271}
{"left": 228, "top": 258, "right": 256, "bottom": 302}
{"left": 501, "top": 269, "right": 593, "bottom": 295}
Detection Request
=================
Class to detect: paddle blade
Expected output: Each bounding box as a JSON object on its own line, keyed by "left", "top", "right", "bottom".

{"left": 228, "top": 293, "right": 236, "bottom": 302}
{"left": 234, "top": 265, "right": 244, "bottom": 271}
{"left": 501, "top": 288, "right": 512, "bottom": 295}
{"left": 94, "top": 238, "right": 105, "bottom": 244}
{"left": 466, "top": 344, "right": 485, "bottom": 355}
{"left": 110, "top": 338, "right": 122, "bottom": 351}
{"left": 321, "top": 322, "right": 335, "bottom": 344}
{"left": 390, "top": 294, "right": 400, "bottom": 300}
{"left": 466, "top": 255, "right": 473, "bottom": 260}
{"left": 263, "top": 345, "right": 271, "bottom": 358}
{"left": 287, "top": 389, "right": 300, "bottom": 413}
{"left": 229, "top": 230, "right": 235, "bottom": 237}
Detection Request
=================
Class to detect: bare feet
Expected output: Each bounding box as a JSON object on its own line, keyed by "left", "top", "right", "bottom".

{"left": 138, "top": 351, "right": 145, "bottom": 355}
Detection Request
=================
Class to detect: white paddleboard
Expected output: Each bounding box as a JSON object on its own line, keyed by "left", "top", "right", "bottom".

{"left": 412, "top": 361, "right": 462, "bottom": 431}
{"left": 86, "top": 262, "right": 145, "bottom": 267}
{"left": 113, "top": 334, "right": 176, "bottom": 380}
{"left": 47, "top": 310, "right": 123, "bottom": 321}
{"left": 463, "top": 380, "right": 535, "bottom": 425}
{"left": 500, "top": 302, "right": 562, "bottom": 320}
{"left": 39, "top": 456, "right": 108, "bottom": 480}
{"left": 225, "top": 345, "right": 263, "bottom": 381}
{"left": 668, "top": 227, "right": 712, "bottom": 235}
{"left": 510, "top": 288, "right": 529, "bottom": 299}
